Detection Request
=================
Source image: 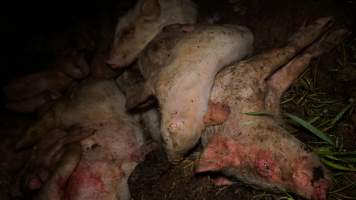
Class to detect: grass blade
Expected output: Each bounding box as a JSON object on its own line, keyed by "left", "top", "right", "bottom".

{"left": 243, "top": 111, "right": 274, "bottom": 117}
{"left": 321, "top": 158, "right": 356, "bottom": 171}
{"left": 285, "top": 113, "right": 335, "bottom": 146}
{"left": 325, "top": 100, "right": 354, "bottom": 130}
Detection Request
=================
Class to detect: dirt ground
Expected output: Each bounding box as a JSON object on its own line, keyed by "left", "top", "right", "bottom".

{"left": 1, "top": 0, "right": 356, "bottom": 199}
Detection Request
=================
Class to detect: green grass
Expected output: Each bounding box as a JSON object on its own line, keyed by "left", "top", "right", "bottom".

{"left": 247, "top": 37, "right": 356, "bottom": 200}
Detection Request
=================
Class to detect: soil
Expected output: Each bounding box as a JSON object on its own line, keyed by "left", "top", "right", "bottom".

{"left": 1, "top": 0, "right": 356, "bottom": 199}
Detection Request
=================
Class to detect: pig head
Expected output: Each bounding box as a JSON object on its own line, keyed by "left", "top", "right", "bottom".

{"left": 197, "top": 17, "right": 349, "bottom": 199}
{"left": 107, "top": 0, "right": 197, "bottom": 68}
{"left": 126, "top": 24, "right": 253, "bottom": 161}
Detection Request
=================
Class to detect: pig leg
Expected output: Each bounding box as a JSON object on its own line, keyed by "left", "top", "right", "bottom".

{"left": 203, "top": 101, "right": 231, "bottom": 126}
{"left": 16, "top": 111, "right": 59, "bottom": 149}
{"left": 265, "top": 29, "right": 350, "bottom": 115}
{"left": 24, "top": 129, "right": 68, "bottom": 191}
{"left": 247, "top": 17, "right": 334, "bottom": 79}
{"left": 35, "top": 143, "right": 82, "bottom": 200}
{"left": 211, "top": 176, "right": 235, "bottom": 186}
{"left": 5, "top": 91, "right": 61, "bottom": 113}
{"left": 42, "top": 126, "right": 95, "bottom": 167}
{"left": 55, "top": 55, "right": 90, "bottom": 80}
{"left": 4, "top": 71, "right": 74, "bottom": 101}
{"left": 16, "top": 98, "right": 70, "bottom": 149}
{"left": 25, "top": 127, "right": 94, "bottom": 191}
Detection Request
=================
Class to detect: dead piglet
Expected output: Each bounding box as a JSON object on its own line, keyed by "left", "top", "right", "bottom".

{"left": 16, "top": 79, "right": 147, "bottom": 200}
{"left": 197, "top": 17, "right": 348, "bottom": 200}
{"left": 127, "top": 24, "right": 253, "bottom": 161}
{"left": 107, "top": 0, "right": 197, "bottom": 68}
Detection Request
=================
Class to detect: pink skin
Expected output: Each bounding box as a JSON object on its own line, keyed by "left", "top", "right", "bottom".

{"left": 212, "top": 177, "right": 234, "bottom": 186}
{"left": 64, "top": 162, "right": 113, "bottom": 199}
{"left": 107, "top": 0, "right": 197, "bottom": 68}
{"left": 196, "top": 135, "right": 243, "bottom": 172}
{"left": 19, "top": 80, "right": 148, "bottom": 200}
{"left": 131, "top": 24, "right": 253, "bottom": 161}
{"left": 197, "top": 134, "right": 331, "bottom": 200}
{"left": 195, "top": 17, "right": 347, "bottom": 200}
{"left": 255, "top": 150, "right": 277, "bottom": 178}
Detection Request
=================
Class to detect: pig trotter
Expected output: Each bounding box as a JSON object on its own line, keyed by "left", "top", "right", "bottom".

{"left": 211, "top": 176, "right": 234, "bottom": 186}
{"left": 4, "top": 71, "right": 74, "bottom": 101}
{"left": 199, "top": 17, "right": 342, "bottom": 199}
{"left": 5, "top": 91, "right": 62, "bottom": 113}
{"left": 250, "top": 17, "right": 334, "bottom": 78}
{"left": 35, "top": 143, "right": 82, "bottom": 200}
{"left": 265, "top": 28, "right": 350, "bottom": 115}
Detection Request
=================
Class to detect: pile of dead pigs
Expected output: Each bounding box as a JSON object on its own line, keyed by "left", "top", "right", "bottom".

{"left": 3, "top": 0, "right": 350, "bottom": 199}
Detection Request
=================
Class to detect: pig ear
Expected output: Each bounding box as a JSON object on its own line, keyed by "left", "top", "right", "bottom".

{"left": 203, "top": 101, "right": 230, "bottom": 126}
{"left": 140, "top": 0, "right": 161, "bottom": 21}
{"left": 125, "top": 82, "right": 154, "bottom": 110}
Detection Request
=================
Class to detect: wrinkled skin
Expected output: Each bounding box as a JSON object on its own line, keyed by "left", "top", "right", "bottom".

{"left": 127, "top": 24, "right": 253, "bottom": 160}
{"left": 17, "top": 79, "right": 146, "bottom": 200}
{"left": 196, "top": 17, "right": 349, "bottom": 200}
{"left": 107, "top": 0, "right": 197, "bottom": 68}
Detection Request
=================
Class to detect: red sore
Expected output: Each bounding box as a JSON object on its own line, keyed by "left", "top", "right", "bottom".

{"left": 196, "top": 135, "right": 242, "bottom": 173}
{"left": 255, "top": 150, "right": 275, "bottom": 177}
{"left": 65, "top": 163, "right": 108, "bottom": 198}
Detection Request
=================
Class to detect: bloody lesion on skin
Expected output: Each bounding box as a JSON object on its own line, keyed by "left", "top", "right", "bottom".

{"left": 197, "top": 135, "right": 244, "bottom": 172}
{"left": 66, "top": 163, "right": 108, "bottom": 196}
{"left": 255, "top": 149, "right": 276, "bottom": 177}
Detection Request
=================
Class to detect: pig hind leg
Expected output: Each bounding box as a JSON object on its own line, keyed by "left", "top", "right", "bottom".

{"left": 248, "top": 17, "right": 334, "bottom": 80}
{"left": 35, "top": 143, "right": 82, "bottom": 200}
{"left": 265, "top": 28, "right": 350, "bottom": 115}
